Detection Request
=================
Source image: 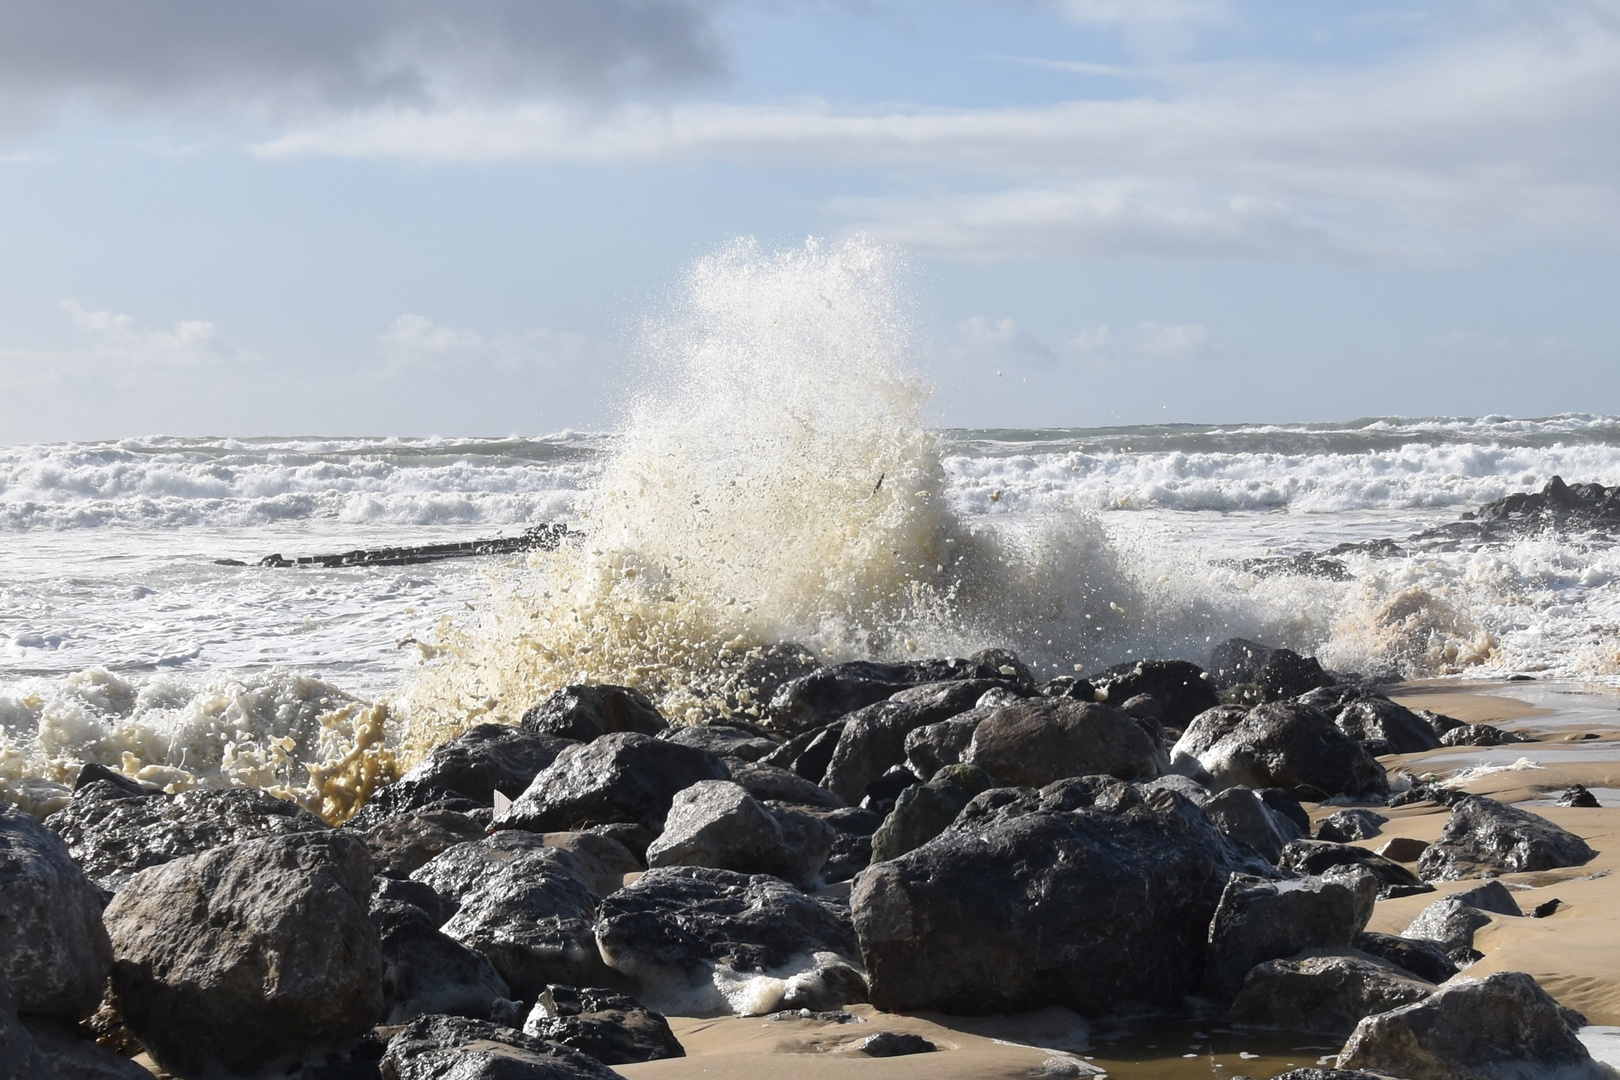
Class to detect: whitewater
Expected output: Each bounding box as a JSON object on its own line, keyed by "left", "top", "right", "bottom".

{"left": 4, "top": 237, "right": 1620, "bottom": 818}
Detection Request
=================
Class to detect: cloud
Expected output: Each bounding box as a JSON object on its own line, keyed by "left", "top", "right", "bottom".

{"left": 378, "top": 313, "right": 609, "bottom": 374}
{"left": 0, "top": 301, "right": 239, "bottom": 387}
{"left": 949, "top": 316, "right": 1211, "bottom": 372}
{"left": 0, "top": 0, "right": 726, "bottom": 124}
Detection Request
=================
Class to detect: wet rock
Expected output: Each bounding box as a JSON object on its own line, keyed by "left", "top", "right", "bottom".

{"left": 1203, "top": 786, "right": 1293, "bottom": 862}
{"left": 493, "top": 732, "right": 729, "bottom": 833}
{"left": 1140, "top": 773, "right": 1214, "bottom": 806}
{"left": 1209, "top": 638, "right": 1277, "bottom": 690}
{"left": 521, "top": 986, "right": 684, "bottom": 1065}
{"left": 1202, "top": 868, "right": 1380, "bottom": 1000}
{"left": 965, "top": 698, "right": 1163, "bottom": 788}
{"left": 760, "top": 720, "right": 847, "bottom": 785}
{"left": 1377, "top": 836, "right": 1429, "bottom": 863}
{"left": 903, "top": 712, "right": 990, "bottom": 777}
{"left": 1229, "top": 948, "right": 1436, "bottom": 1036}
{"left": 851, "top": 790, "right": 1275, "bottom": 1015}
{"left": 1259, "top": 787, "right": 1313, "bottom": 835}
{"left": 856, "top": 1031, "right": 936, "bottom": 1057}
{"left": 402, "top": 723, "right": 576, "bottom": 803}
{"left": 343, "top": 779, "right": 486, "bottom": 832}
{"left": 1557, "top": 785, "right": 1602, "bottom": 808}
{"left": 823, "top": 687, "right": 997, "bottom": 807}
{"left": 541, "top": 832, "right": 643, "bottom": 898}
{"left": 1280, "top": 840, "right": 1431, "bottom": 898}
{"left": 1417, "top": 796, "right": 1596, "bottom": 882}
{"left": 1307, "top": 689, "right": 1442, "bottom": 756}
{"left": 1172, "top": 702, "right": 1388, "bottom": 800}
{"left": 1440, "top": 723, "right": 1530, "bottom": 748}
{"left": 1402, "top": 897, "right": 1497, "bottom": 962}
{"left": 869, "top": 764, "right": 997, "bottom": 863}
{"left": 644, "top": 780, "right": 835, "bottom": 887}
{"left": 1353, "top": 932, "right": 1460, "bottom": 984}
{"left": 0, "top": 805, "right": 114, "bottom": 1022}
{"left": 814, "top": 806, "right": 884, "bottom": 884}
{"left": 372, "top": 898, "right": 512, "bottom": 1024}
{"left": 374, "top": 876, "right": 452, "bottom": 926}
{"left": 380, "top": 1014, "right": 621, "bottom": 1080}
{"left": 1338, "top": 970, "right": 1608, "bottom": 1080}
{"left": 1092, "top": 659, "right": 1221, "bottom": 728}
{"left": 1533, "top": 898, "right": 1563, "bottom": 918}
{"left": 1038, "top": 675, "right": 1098, "bottom": 701}
{"left": 724, "top": 759, "right": 843, "bottom": 809}
{"left": 661, "top": 722, "right": 782, "bottom": 762}
{"left": 859, "top": 764, "right": 921, "bottom": 815}
{"left": 0, "top": 970, "right": 36, "bottom": 1078}
{"left": 1451, "top": 880, "right": 1524, "bottom": 918}
{"left": 595, "top": 866, "right": 862, "bottom": 1014}
{"left": 1257, "top": 649, "right": 1336, "bottom": 702}
{"left": 584, "top": 822, "right": 655, "bottom": 864}
{"left": 1318, "top": 809, "right": 1388, "bottom": 843}
{"left": 521, "top": 684, "right": 667, "bottom": 741}
{"left": 362, "top": 808, "right": 490, "bottom": 879}
{"left": 768, "top": 658, "right": 1000, "bottom": 735}
{"left": 18, "top": 1016, "right": 154, "bottom": 1080}
{"left": 46, "top": 784, "right": 330, "bottom": 892}
{"left": 103, "top": 831, "right": 383, "bottom": 1079}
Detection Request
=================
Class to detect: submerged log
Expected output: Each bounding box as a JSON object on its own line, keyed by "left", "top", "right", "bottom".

{"left": 219, "top": 523, "right": 572, "bottom": 568}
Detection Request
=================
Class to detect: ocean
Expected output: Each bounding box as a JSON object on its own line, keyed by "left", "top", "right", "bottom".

{"left": 4, "top": 238, "right": 1620, "bottom": 817}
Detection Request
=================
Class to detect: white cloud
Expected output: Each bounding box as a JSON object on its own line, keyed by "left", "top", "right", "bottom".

{"left": 950, "top": 316, "right": 1210, "bottom": 372}
{"left": 1046, "top": 0, "right": 1231, "bottom": 26}
{"left": 0, "top": 301, "right": 239, "bottom": 389}
{"left": 377, "top": 313, "right": 607, "bottom": 374}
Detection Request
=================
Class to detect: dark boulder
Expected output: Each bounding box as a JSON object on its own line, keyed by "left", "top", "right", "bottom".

{"left": 1402, "top": 897, "right": 1494, "bottom": 963}
{"left": 1338, "top": 970, "right": 1608, "bottom": 1080}
{"left": 1092, "top": 659, "right": 1221, "bottom": 728}
{"left": 0, "top": 805, "right": 113, "bottom": 1023}
{"left": 965, "top": 698, "right": 1162, "bottom": 788}
{"left": 493, "top": 732, "right": 729, "bottom": 833}
{"left": 768, "top": 658, "right": 1000, "bottom": 735}
{"left": 1318, "top": 809, "right": 1388, "bottom": 843}
{"left": 103, "top": 831, "right": 383, "bottom": 1079}
{"left": 1172, "top": 702, "right": 1388, "bottom": 799}
{"left": 822, "top": 686, "right": 1000, "bottom": 807}
{"left": 45, "top": 784, "right": 330, "bottom": 892}
{"left": 902, "top": 712, "right": 989, "bottom": 778}
{"left": 856, "top": 1031, "right": 936, "bottom": 1057}
{"left": 0, "top": 970, "right": 37, "bottom": 1078}
{"left": 521, "top": 986, "right": 684, "bottom": 1065}
{"left": 1451, "top": 880, "right": 1525, "bottom": 918}
{"left": 1441, "top": 724, "right": 1531, "bottom": 748}
{"left": 595, "top": 866, "right": 862, "bottom": 1015}
{"left": 372, "top": 897, "right": 513, "bottom": 1024}
{"left": 521, "top": 684, "right": 666, "bottom": 741}
{"left": 724, "top": 759, "right": 843, "bottom": 809}
{"left": 1258, "top": 649, "right": 1336, "bottom": 701}
{"left": 1229, "top": 948, "right": 1436, "bottom": 1036}
{"left": 1297, "top": 687, "right": 1441, "bottom": 756}
{"left": 644, "top": 780, "right": 835, "bottom": 888}
{"left": 1557, "top": 785, "right": 1602, "bottom": 808}
{"left": 1202, "top": 868, "right": 1380, "bottom": 1000}
{"left": 15, "top": 1015, "right": 154, "bottom": 1080}
{"left": 402, "top": 723, "right": 575, "bottom": 803}
{"left": 813, "top": 807, "right": 884, "bottom": 884}
{"left": 1260, "top": 787, "right": 1313, "bottom": 835}
{"left": 1280, "top": 840, "right": 1431, "bottom": 898}
{"left": 361, "top": 808, "right": 489, "bottom": 879}
{"left": 1353, "top": 932, "right": 1460, "bottom": 984}
{"left": 380, "top": 1014, "right": 621, "bottom": 1080}
{"left": 850, "top": 790, "right": 1276, "bottom": 1015}
{"left": 1418, "top": 796, "right": 1596, "bottom": 881}
{"left": 1377, "top": 836, "right": 1430, "bottom": 863}
{"left": 1209, "top": 638, "right": 1276, "bottom": 689}
{"left": 869, "top": 764, "right": 997, "bottom": 863}
{"left": 660, "top": 722, "right": 782, "bottom": 762}
{"left": 1202, "top": 786, "right": 1294, "bottom": 863}
{"left": 343, "top": 779, "right": 486, "bottom": 832}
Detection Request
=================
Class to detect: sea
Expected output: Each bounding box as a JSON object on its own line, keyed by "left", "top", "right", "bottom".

{"left": 4, "top": 237, "right": 1620, "bottom": 818}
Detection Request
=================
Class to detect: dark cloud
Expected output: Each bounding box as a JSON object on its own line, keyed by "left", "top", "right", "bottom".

{"left": 0, "top": 0, "right": 728, "bottom": 119}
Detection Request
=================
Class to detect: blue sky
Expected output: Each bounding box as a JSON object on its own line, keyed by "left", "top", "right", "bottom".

{"left": 0, "top": 0, "right": 1616, "bottom": 441}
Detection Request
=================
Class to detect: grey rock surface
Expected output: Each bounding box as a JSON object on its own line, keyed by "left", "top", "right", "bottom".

{"left": 1353, "top": 931, "right": 1461, "bottom": 984}
{"left": 660, "top": 722, "right": 782, "bottom": 762}
{"left": 1418, "top": 796, "right": 1596, "bottom": 881}
{"left": 1171, "top": 701, "right": 1388, "bottom": 799}
{"left": 1229, "top": 948, "right": 1436, "bottom": 1036}
{"left": 521, "top": 986, "right": 685, "bottom": 1065}
{"left": 1318, "top": 809, "right": 1389, "bottom": 844}
{"left": 869, "top": 764, "right": 997, "bottom": 863}
{"left": 723, "top": 759, "right": 843, "bottom": 809}
{"left": 373, "top": 897, "right": 512, "bottom": 1024}
{"left": 402, "top": 722, "right": 576, "bottom": 803}
{"left": 1280, "top": 840, "right": 1431, "bottom": 897}
{"left": 20, "top": 1017, "right": 155, "bottom": 1080}
{"left": 521, "top": 684, "right": 667, "bottom": 742}
{"left": 361, "top": 807, "right": 489, "bottom": 879}
{"left": 1402, "top": 896, "right": 1496, "bottom": 961}
{"left": 380, "top": 1014, "right": 622, "bottom": 1080}
{"left": 903, "top": 711, "right": 991, "bottom": 778}
{"left": 1203, "top": 868, "right": 1380, "bottom": 1000}
{"left": 1203, "top": 786, "right": 1292, "bottom": 862}
{"left": 494, "top": 732, "right": 730, "bottom": 833}
{"left": 645, "top": 781, "right": 835, "bottom": 887}
{"left": 965, "top": 698, "right": 1162, "bottom": 788}
{"left": 1091, "top": 659, "right": 1222, "bottom": 728}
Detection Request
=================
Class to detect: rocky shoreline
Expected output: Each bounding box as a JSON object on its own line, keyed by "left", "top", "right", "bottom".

{"left": 3, "top": 639, "right": 1618, "bottom": 1080}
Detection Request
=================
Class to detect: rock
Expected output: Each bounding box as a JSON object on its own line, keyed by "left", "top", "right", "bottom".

{"left": 362, "top": 808, "right": 490, "bottom": 879}
{"left": 1259, "top": 787, "right": 1313, "bottom": 836}
{"left": 1317, "top": 691, "right": 1442, "bottom": 756}
{"left": 1258, "top": 649, "right": 1336, "bottom": 701}
{"left": 375, "top": 876, "right": 453, "bottom": 925}
{"left": 343, "top": 779, "right": 487, "bottom": 832}
{"left": 1209, "top": 638, "right": 1279, "bottom": 689}
{"left": 856, "top": 1031, "right": 936, "bottom": 1057}
{"left": 584, "top": 822, "right": 655, "bottom": 863}
{"left": 718, "top": 642, "right": 823, "bottom": 722}
{"left": 540, "top": 832, "right": 643, "bottom": 898}
{"left": 661, "top": 722, "right": 781, "bottom": 762}
{"left": 1172, "top": 702, "right": 1388, "bottom": 800}
{"left": 1377, "top": 836, "right": 1429, "bottom": 862}
{"left": 859, "top": 764, "right": 921, "bottom": 815}
{"left": 822, "top": 688, "right": 998, "bottom": 807}
{"left": 1272, "top": 1071, "right": 1398, "bottom": 1080}
{"left": 0, "top": 805, "right": 114, "bottom": 1022}
{"left": 965, "top": 698, "right": 1163, "bottom": 789}
{"left": 1202, "top": 868, "right": 1380, "bottom": 999}
{"left": 595, "top": 866, "right": 862, "bottom": 1015}
{"left": 1402, "top": 897, "right": 1497, "bottom": 961}
{"left": 1092, "top": 659, "right": 1221, "bottom": 728}
{"left": 411, "top": 830, "right": 561, "bottom": 913}
{"left": 1418, "top": 797, "right": 1596, "bottom": 881}
{"left": 521, "top": 684, "right": 667, "bottom": 741}
{"left": 1353, "top": 932, "right": 1461, "bottom": 984}
{"left": 372, "top": 898, "right": 512, "bottom": 1024}
{"left": 851, "top": 790, "right": 1275, "bottom": 1015}
{"left": 869, "top": 764, "right": 997, "bottom": 863}
{"left": 0, "top": 969, "right": 39, "bottom": 1078}
{"left": 814, "top": 807, "right": 884, "bottom": 884}
{"left": 970, "top": 647, "right": 1039, "bottom": 691}
{"left": 103, "top": 831, "right": 383, "bottom": 1079}
{"left": 1440, "top": 724, "right": 1530, "bottom": 748}
{"left": 1338, "top": 970, "right": 1608, "bottom": 1080}
{"left": 17, "top": 1016, "right": 154, "bottom": 1080}
{"left": 1280, "top": 840, "right": 1431, "bottom": 898}
{"left": 402, "top": 723, "right": 576, "bottom": 803}
{"left": 760, "top": 720, "right": 846, "bottom": 785}
{"left": 380, "top": 1014, "right": 621, "bottom": 1080}
{"left": 521, "top": 986, "right": 684, "bottom": 1065}
{"left": 645, "top": 780, "right": 835, "bottom": 887}
{"left": 768, "top": 658, "right": 1000, "bottom": 735}
{"left": 902, "top": 712, "right": 989, "bottom": 778}
{"left": 1451, "top": 880, "right": 1524, "bottom": 917}
{"left": 1203, "top": 786, "right": 1293, "bottom": 863}
{"left": 724, "top": 759, "right": 843, "bottom": 809}
{"left": 494, "top": 732, "right": 730, "bottom": 833}
{"left": 1319, "top": 809, "right": 1389, "bottom": 843}
{"left": 1140, "top": 773, "right": 1214, "bottom": 805}
{"left": 1533, "top": 898, "right": 1563, "bottom": 918}
{"left": 1557, "top": 785, "right": 1602, "bottom": 808}
{"left": 1229, "top": 948, "right": 1436, "bottom": 1036}
{"left": 1038, "top": 675, "right": 1098, "bottom": 701}
{"left": 45, "top": 784, "right": 330, "bottom": 892}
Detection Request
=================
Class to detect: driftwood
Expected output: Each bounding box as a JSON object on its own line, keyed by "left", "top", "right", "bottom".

{"left": 216, "top": 523, "right": 572, "bottom": 569}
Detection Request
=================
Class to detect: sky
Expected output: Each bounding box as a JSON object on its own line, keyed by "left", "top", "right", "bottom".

{"left": 0, "top": 0, "right": 1617, "bottom": 441}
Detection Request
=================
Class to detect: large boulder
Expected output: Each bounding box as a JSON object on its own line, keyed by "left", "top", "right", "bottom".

{"left": 1402, "top": 896, "right": 1505, "bottom": 962}
{"left": 0, "top": 805, "right": 114, "bottom": 1022}
{"left": 521, "top": 684, "right": 667, "bottom": 741}
{"left": 402, "top": 723, "right": 576, "bottom": 803}
{"left": 869, "top": 764, "right": 997, "bottom": 863}
{"left": 851, "top": 790, "right": 1275, "bottom": 1015}
{"left": 1353, "top": 932, "right": 1461, "bottom": 985}
{"left": 1280, "top": 840, "right": 1431, "bottom": 897}
{"left": 361, "top": 808, "right": 490, "bottom": 879}
{"left": 1228, "top": 949, "right": 1435, "bottom": 1037}
{"left": 768, "top": 658, "right": 1001, "bottom": 735}
{"left": 1202, "top": 786, "right": 1295, "bottom": 863}
{"left": 380, "top": 1014, "right": 622, "bottom": 1080}
{"left": 723, "top": 759, "right": 843, "bottom": 809}
{"left": 342, "top": 779, "right": 486, "bottom": 832}
{"left": 1256, "top": 649, "right": 1336, "bottom": 701}
{"left": 1418, "top": 797, "right": 1596, "bottom": 881}
{"left": 493, "top": 732, "right": 729, "bottom": 833}
{"left": 103, "top": 831, "right": 384, "bottom": 1079}
{"left": 1338, "top": 970, "right": 1608, "bottom": 1080}
{"left": 45, "top": 783, "right": 330, "bottom": 892}
{"left": 660, "top": 722, "right": 781, "bottom": 762}
{"left": 1318, "top": 809, "right": 1388, "bottom": 843}
{"left": 903, "top": 710, "right": 992, "bottom": 778}
{"left": 521, "top": 986, "right": 684, "bottom": 1066}
{"left": 1209, "top": 638, "right": 1276, "bottom": 689}
{"left": 1171, "top": 702, "right": 1388, "bottom": 799}
{"left": 595, "top": 866, "right": 864, "bottom": 1015}
{"left": 821, "top": 684, "right": 1000, "bottom": 807}
{"left": 1202, "top": 868, "right": 1380, "bottom": 999}
{"left": 965, "top": 699, "right": 1162, "bottom": 788}
{"left": 373, "top": 896, "right": 513, "bottom": 1024}
{"left": 1092, "top": 659, "right": 1221, "bottom": 728}
{"left": 644, "top": 780, "right": 835, "bottom": 888}
{"left": 1299, "top": 687, "right": 1442, "bottom": 756}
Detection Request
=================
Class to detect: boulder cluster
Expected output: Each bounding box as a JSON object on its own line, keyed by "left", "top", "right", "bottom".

{"left": 0, "top": 647, "right": 1608, "bottom": 1080}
